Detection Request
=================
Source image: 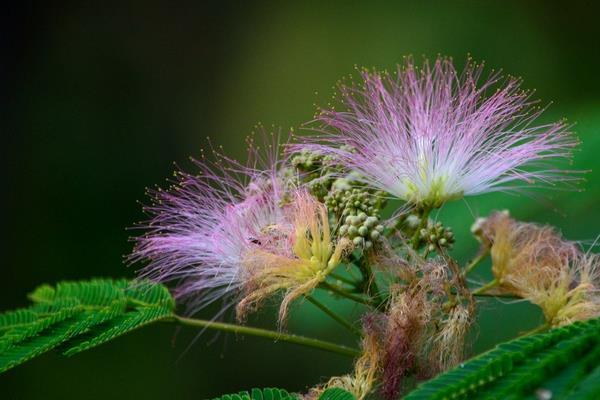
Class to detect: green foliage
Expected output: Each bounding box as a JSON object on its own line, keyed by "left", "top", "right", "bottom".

{"left": 318, "top": 387, "right": 356, "bottom": 400}
{"left": 210, "top": 386, "right": 356, "bottom": 400}
{"left": 212, "top": 388, "right": 298, "bottom": 400}
{"left": 0, "top": 278, "right": 174, "bottom": 373}
{"left": 405, "top": 317, "right": 600, "bottom": 400}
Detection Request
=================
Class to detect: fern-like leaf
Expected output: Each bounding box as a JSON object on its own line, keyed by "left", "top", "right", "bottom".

{"left": 63, "top": 305, "right": 172, "bottom": 356}
{"left": 405, "top": 317, "right": 600, "bottom": 399}
{"left": 0, "top": 309, "right": 38, "bottom": 330}
{"left": 0, "top": 278, "right": 175, "bottom": 373}
{"left": 318, "top": 387, "right": 356, "bottom": 400}
{"left": 212, "top": 387, "right": 298, "bottom": 400}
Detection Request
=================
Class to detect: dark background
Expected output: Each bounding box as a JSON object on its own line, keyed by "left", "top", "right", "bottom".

{"left": 2, "top": 1, "right": 600, "bottom": 398}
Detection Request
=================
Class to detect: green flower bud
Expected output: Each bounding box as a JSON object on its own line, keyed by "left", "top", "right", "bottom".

{"left": 365, "top": 216, "right": 378, "bottom": 228}
{"left": 339, "top": 225, "right": 348, "bottom": 235}
{"left": 405, "top": 215, "right": 420, "bottom": 229}
{"left": 348, "top": 226, "right": 358, "bottom": 237}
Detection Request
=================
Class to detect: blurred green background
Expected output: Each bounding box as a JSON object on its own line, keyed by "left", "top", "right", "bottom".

{"left": 3, "top": 1, "right": 600, "bottom": 398}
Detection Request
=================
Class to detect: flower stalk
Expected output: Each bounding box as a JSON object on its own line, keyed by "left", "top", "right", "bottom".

{"left": 472, "top": 279, "right": 500, "bottom": 296}
{"left": 171, "top": 315, "right": 361, "bottom": 357}
{"left": 319, "top": 281, "right": 373, "bottom": 307}
{"left": 305, "top": 295, "right": 362, "bottom": 336}
{"left": 411, "top": 208, "right": 431, "bottom": 250}
{"left": 329, "top": 272, "right": 361, "bottom": 288}
{"left": 462, "top": 249, "right": 490, "bottom": 277}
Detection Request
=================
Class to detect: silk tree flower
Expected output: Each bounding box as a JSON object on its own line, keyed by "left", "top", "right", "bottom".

{"left": 473, "top": 210, "right": 578, "bottom": 291}
{"left": 131, "top": 134, "right": 351, "bottom": 323}
{"left": 237, "top": 190, "right": 351, "bottom": 324}
{"left": 298, "top": 56, "right": 579, "bottom": 208}
{"left": 130, "top": 133, "right": 294, "bottom": 318}
{"left": 475, "top": 211, "right": 600, "bottom": 327}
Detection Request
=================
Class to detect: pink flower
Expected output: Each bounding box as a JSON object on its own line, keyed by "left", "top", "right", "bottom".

{"left": 130, "top": 131, "right": 350, "bottom": 322}
{"left": 299, "top": 57, "right": 579, "bottom": 208}
{"left": 129, "top": 132, "right": 291, "bottom": 316}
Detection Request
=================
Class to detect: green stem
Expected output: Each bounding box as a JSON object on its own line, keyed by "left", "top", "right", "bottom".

{"left": 384, "top": 226, "right": 397, "bottom": 238}
{"left": 471, "top": 291, "right": 518, "bottom": 299}
{"left": 305, "top": 295, "right": 362, "bottom": 336}
{"left": 462, "top": 249, "right": 490, "bottom": 277}
{"left": 472, "top": 279, "right": 499, "bottom": 296}
{"left": 521, "top": 323, "right": 550, "bottom": 337}
{"left": 410, "top": 208, "right": 431, "bottom": 249}
{"left": 357, "top": 258, "right": 385, "bottom": 309}
{"left": 329, "top": 272, "right": 360, "bottom": 287}
{"left": 128, "top": 298, "right": 154, "bottom": 308}
{"left": 171, "top": 315, "right": 361, "bottom": 358}
{"left": 319, "top": 281, "right": 372, "bottom": 307}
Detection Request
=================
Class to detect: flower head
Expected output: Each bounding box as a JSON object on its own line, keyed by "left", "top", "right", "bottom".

{"left": 129, "top": 131, "right": 294, "bottom": 317}
{"left": 130, "top": 129, "right": 351, "bottom": 323}
{"left": 476, "top": 211, "right": 600, "bottom": 327}
{"left": 475, "top": 210, "right": 577, "bottom": 290}
{"left": 509, "top": 252, "right": 600, "bottom": 327}
{"left": 237, "top": 190, "right": 351, "bottom": 324}
{"left": 299, "top": 56, "right": 578, "bottom": 208}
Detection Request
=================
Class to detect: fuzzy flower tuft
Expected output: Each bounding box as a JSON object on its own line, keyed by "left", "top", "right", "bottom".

{"left": 310, "top": 314, "right": 383, "bottom": 400}
{"left": 316, "top": 258, "right": 473, "bottom": 400}
{"left": 236, "top": 190, "right": 352, "bottom": 324}
{"left": 130, "top": 134, "right": 351, "bottom": 324}
{"left": 129, "top": 131, "right": 295, "bottom": 319}
{"left": 475, "top": 211, "right": 600, "bottom": 327}
{"left": 298, "top": 56, "right": 579, "bottom": 208}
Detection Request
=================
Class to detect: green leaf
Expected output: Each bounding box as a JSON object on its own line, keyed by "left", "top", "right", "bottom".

{"left": 404, "top": 317, "right": 600, "bottom": 399}
{"left": 318, "top": 387, "right": 356, "bottom": 400}
{"left": 0, "top": 309, "right": 38, "bottom": 330}
{"left": 212, "top": 388, "right": 298, "bottom": 400}
{"left": 63, "top": 304, "right": 172, "bottom": 356}
{"left": 566, "top": 363, "right": 600, "bottom": 399}
{"left": 0, "top": 278, "right": 175, "bottom": 373}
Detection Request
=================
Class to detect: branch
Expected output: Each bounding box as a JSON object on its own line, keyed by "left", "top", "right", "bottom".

{"left": 319, "top": 281, "right": 373, "bottom": 307}
{"left": 305, "top": 295, "right": 362, "bottom": 336}
{"left": 171, "top": 315, "right": 361, "bottom": 358}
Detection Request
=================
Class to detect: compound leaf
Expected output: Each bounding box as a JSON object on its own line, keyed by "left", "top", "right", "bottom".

{"left": 0, "top": 278, "right": 175, "bottom": 373}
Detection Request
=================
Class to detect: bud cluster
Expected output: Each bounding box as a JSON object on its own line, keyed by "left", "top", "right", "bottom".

{"left": 291, "top": 148, "right": 345, "bottom": 200}
{"left": 419, "top": 221, "right": 455, "bottom": 252}
{"left": 393, "top": 214, "right": 422, "bottom": 237}
{"left": 325, "top": 187, "right": 385, "bottom": 218}
{"left": 326, "top": 186, "right": 387, "bottom": 249}
{"left": 338, "top": 212, "right": 385, "bottom": 250}
{"left": 291, "top": 148, "right": 388, "bottom": 250}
